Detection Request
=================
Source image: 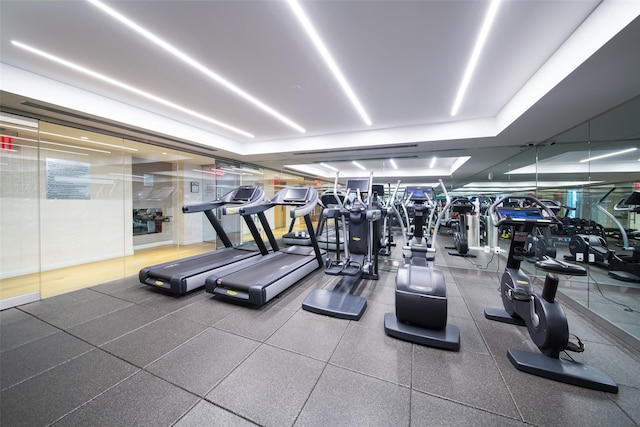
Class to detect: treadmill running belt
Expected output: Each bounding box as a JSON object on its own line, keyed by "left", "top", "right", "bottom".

{"left": 218, "top": 253, "right": 309, "bottom": 291}
{"left": 150, "top": 249, "right": 255, "bottom": 281}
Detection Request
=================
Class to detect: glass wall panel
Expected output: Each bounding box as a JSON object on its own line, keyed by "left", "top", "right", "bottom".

{"left": 0, "top": 114, "right": 40, "bottom": 308}
{"left": 37, "top": 122, "right": 127, "bottom": 298}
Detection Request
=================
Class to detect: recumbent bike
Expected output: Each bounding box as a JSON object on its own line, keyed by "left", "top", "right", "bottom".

{"left": 484, "top": 195, "right": 618, "bottom": 393}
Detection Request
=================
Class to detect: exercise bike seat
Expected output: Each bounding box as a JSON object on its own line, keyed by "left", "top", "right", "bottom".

{"left": 535, "top": 257, "right": 587, "bottom": 276}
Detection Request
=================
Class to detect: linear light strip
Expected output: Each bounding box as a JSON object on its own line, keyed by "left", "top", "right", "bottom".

{"left": 39, "top": 131, "right": 138, "bottom": 152}
{"left": 320, "top": 162, "right": 338, "bottom": 172}
{"left": 389, "top": 159, "right": 398, "bottom": 170}
{"left": 429, "top": 156, "right": 437, "bottom": 168}
{"left": 450, "top": 0, "right": 502, "bottom": 116}
{"left": 87, "top": 0, "right": 305, "bottom": 134}
{"left": 12, "top": 41, "right": 254, "bottom": 138}
{"left": 579, "top": 147, "right": 637, "bottom": 163}
{"left": 352, "top": 160, "right": 366, "bottom": 170}
{"left": 40, "top": 147, "right": 89, "bottom": 156}
{"left": 288, "top": 0, "right": 372, "bottom": 126}
{"left": 40, "top": 140, "right": 111, "bottom": 154}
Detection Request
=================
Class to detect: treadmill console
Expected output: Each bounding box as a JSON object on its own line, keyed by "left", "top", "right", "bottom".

{"left": 405, "top": 186, "right": 433, "bottom": 202}
{"left": 346, "top": 178, "right": 370, "bottom": 193}
{"left": 625, "top": 191, "right": 640, "bottom": 205}
{"left": 495, "top": 207, "right": 547, "bottom": 224}
{"left": 233, "top": 186, "right": 257, "bottom": 202}
{"left": 283, "top": 187, "right": 310, "bottom": 202}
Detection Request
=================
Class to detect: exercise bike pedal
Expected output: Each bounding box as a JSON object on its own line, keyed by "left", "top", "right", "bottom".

{"left": 565, "top": 336, "right": 585, "bottom": 353}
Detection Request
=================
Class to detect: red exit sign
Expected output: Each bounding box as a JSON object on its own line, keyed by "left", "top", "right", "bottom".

{"left": 1, "top": 135, "right": 13, "bottom": 150}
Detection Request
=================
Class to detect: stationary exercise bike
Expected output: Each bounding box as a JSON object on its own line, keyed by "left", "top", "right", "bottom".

{"left": 484, "top": 195, "right": 618, "bottom": 393}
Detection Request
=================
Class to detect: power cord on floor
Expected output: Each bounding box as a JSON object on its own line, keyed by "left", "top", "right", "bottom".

{"left": 587, "top": 270, "right": 638, "bottom": 313}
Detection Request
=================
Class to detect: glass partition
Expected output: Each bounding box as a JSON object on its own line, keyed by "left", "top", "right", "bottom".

{"left": 0, "top": 113, "right": 40, "bottom": 308}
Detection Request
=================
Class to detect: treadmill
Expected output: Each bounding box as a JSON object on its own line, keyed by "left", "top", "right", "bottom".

{"left": 205, "top": 185, "right": 324, "bottom": 305}
{"left": 139, "top": 185, "right": 267, "bottom": 295}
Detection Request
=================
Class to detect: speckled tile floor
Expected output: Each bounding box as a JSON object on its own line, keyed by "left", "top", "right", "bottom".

{"left": 2, "top": 238, "right": 639, "bottom": 426}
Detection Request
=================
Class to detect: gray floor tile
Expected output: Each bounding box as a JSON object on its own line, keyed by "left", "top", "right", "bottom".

{"left": 412, "top": 346, "right": 520, "bottom": 419}
{"left": 294, "top": 364, "right": 410, "bottom": 427}
{"left": 37, "top": 294, "right": 133, "bottom": 329}
{"left": 101, "top": 314, "right": 208, "bottom": 367}
{"left": 1, "top": 331, "right": 93, "bottom": 390}
{"left": 447, "top": 295, "right": 473, "bottom": 320}
{"left": 18, "top": 288, "right": 104, "bottom": 316}
{"left": 564, "top": 312, "right": 616, "bottom": 346}
{"left": 495, "top": 354, "right": 635, "bottom": 426}
{"left": 410, "top": 390, "right": 524, "bottom": 426}
{"left": 175, "top": 400, "right": 258, "bottom": 426}
{"left": 137, "top": 287, "right": 210, "bottom": 313}
{"left": 172, "top": 296, "right": 242, "bottom": 326}
{"left": 67, "top": 303, "right": 166, "bottom": 346}
{"left": 454, "top": 316, "right": 489, "bottom": 354}
{"left": 90, "top": 276, "right": 140, "bottom": 294}
{"left": 0, "top": 308, "right": 31, "bottom": 326}
{"left": 564, "top": 340, "right": 640, "bottom": 389}
{"left": 207, "top": 344, "right": 325, "bottom": 427}
{"left": 612, "top": 384, "right": 640, "bottom": 425}
{"left": 0, "top": 348, "right": 138, "bottom": 426}
{"left": 147, "top": 328, "right": 260, "bottom": 396}
{"left": 359, "top": 277, "right": 396, "bottom": 306}
{"left": 330, "top": 322, "right": 413, "bottom": 386}
{"left": 266, "top": 310, "right": 349, "bottom": 361}
{"left": 349, "top": 298, "right": 393, "bottom": 330}
{"left": 110, "top": 283, "right": 161, "bottom": 303}
{"left": 0, "top": 314, "right": 59, "bottom": 352}
{"left": 55, "top": 370, "right": 198, "bottom": 426}
{"left": 214, "top": 304, "right": 296, "bottom": 342}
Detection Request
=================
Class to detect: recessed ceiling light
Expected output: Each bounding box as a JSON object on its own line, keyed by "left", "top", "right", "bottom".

{"left": 87, "top": 0, "right": 305, "bottom": 134}
{"left": 320, "top": 162, "right": 339, "bottom": 171}
{"left": 579, "top": 147, "right": 637, "bottom": 163}
{"left": 12, "top": 40, "right": 254, "bottom": 138}
{"left": 450, "top": 0, "right": 502, "bottom": 116}
{"left": 352, "top": 161, "right": 366, "bottom": 170}
{"left": 288, "top": 0, "right": 371, "bottom": 126}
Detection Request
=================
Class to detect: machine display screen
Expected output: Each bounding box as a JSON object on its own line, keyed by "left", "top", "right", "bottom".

{"left": 371, "top": 184, "right": 384, "bottom": 198}
{"left": 405, "top": 186, "right": 433, "bottom": 201}
{"left": 496, "top": 207, "right": 543, "bottom": 220}
{"left": 346, "top": 179, "right": 369, "bottom": 193}
{"left": 233, "top": 186, "right": 256, "bottom": 201}
{"left": 283, "top": 187, "right": 309, "bottom": 202}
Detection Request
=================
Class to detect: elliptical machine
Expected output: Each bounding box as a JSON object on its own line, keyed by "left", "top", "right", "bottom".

{"left": 384, "top": 179, "right": 460, "bottom": 351}
{"left": 484, "top": 195, "right": 618, "bottom": 393}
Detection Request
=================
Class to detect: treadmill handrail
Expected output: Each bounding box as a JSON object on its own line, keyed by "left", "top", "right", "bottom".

{"left": 239, "top": 186, "right": 319, "bottom": 217}
{"left": 598, "top": 187, "right": 630, "bottom": 250}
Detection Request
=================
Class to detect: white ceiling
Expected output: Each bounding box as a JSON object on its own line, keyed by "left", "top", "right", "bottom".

{"left": 1, "top": 0, "right": 639, "bottom": 188}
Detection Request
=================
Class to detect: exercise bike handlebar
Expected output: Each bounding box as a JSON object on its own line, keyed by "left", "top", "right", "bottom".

{"left": 489, "top": 194, "right": 561, "bottom": 227}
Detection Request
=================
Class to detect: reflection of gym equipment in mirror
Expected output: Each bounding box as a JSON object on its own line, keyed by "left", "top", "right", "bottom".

{"left": 446, "top": 198, "right": 476, "bottom": 258}
{"left": 564, "top": 188, "right": 640, "bottom": 283}
{"left": 484, "top": 195, "right": 618, "bottom": 393}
